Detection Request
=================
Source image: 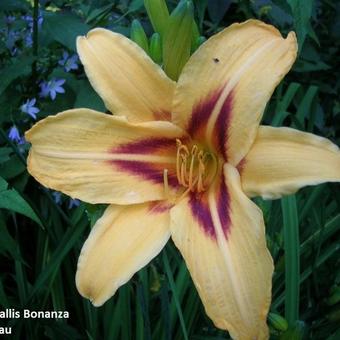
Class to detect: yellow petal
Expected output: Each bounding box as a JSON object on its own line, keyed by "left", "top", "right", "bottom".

{"left": 77, "top": 28, "right": 175, "bottom": 122}
{"left": 170, "top": 164, "right": 273, "bottom": 339}
{"left": 76, "top": 202, "right": 170, "bottom": 306}
{"left": 172, "top": 19, "right": 297, "bottom": 165}
{"left": 239, "top": 126, "right": 340, "bottom": 199}
{"left": 26, "top": 109, "right": 185, "bottom": 204}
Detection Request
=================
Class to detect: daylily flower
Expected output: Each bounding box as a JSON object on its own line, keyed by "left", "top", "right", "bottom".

{"left": 25, "top": 20, "right": 340, "bottom": 339}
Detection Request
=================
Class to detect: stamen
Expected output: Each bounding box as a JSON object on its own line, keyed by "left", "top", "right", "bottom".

{"left": 175, "top": 140, "right": 218, "bottom": 198}
{"left": 180, "top": 159, "right": 186, "bottom": 185}
{"left": 188, "top": 146, "right": 198, "bottom": 188}
{"left": 177, "top": 187, "right": 191, "bottom": 202}
{"left": 176, "top": 142, "right": 182, "bottom": 184}
{"left": 176, "top": 139, "right": 190, "bottom": 185}
{"left": 163, "top": 169, "right": 169, "bottom": 198}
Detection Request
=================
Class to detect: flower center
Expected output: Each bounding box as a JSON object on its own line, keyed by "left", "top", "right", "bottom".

{"left": 175, "top": 138, "right": 218, "bottom": 193}
{"left": 163, "top": 140, "right": 218, "bottom": 201}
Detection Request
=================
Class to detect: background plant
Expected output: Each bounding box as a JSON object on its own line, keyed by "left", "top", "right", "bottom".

{"left": 0, "top": 0, "right": 339, "bottom": 339}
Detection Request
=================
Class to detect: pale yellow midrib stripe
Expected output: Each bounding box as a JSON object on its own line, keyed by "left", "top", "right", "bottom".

{"left": 208, "top": 184, "right": 251, "bottom": 326}
{"left": 33, "top": 149, "right": 176, "bottom": 163}
{"left": 205, "top": 38, "right": 281, "bottom": 146}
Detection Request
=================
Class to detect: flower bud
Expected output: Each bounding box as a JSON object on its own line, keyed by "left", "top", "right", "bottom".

{"left": 144, "top": 0, "right": 169, "bottom": 36}
{"left": 268, "top": 312, "right": 288, "bottom": 331}
{"left": 163, "top": 0, "right": 194, "bottom": 80}
{"left": 150, "top": 33, "right": 162, "bottom": 64}
{"left": 130, "top": 19, "right": 149, "bottom": 54}
{"left": 280, "top": 321, "right": 306, "bottom": 340}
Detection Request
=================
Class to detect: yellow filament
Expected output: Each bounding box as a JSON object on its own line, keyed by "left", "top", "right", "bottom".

{"left": 164, "top": 140, "right": 218, "bottom": 202}
{"left": 188, "top": 146, "right": 198, "bottom": 188}
{"left": 173, "top": 140, "right": 218, "bottom": 195}
{"left": 176, "top": 139, "right": 189, "bottom": 185}
{"left": 180, "top": 157, "right": 187, "bottom": 184}
{"left": 163, "top": 169, "right": 169, "bottom": 198}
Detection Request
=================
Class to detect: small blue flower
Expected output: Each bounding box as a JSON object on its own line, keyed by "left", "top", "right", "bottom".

{"left": 21, "top": 98, "right": 39, "bottom": 119}
{"left": 22, "top": 14, "right": 32, "bottom": 27}
{"left": 52, "top": 191, "right": 62, "bottom": 205}
{"left": 10, "top": 46, "right": 18, "bottom": 56}
{"left": 39, "top": 82, "right": 50, "bottom": 98}
{"left": 5, "top": 15, "right": 16, "bottom": 25}
{"left": 39, "top": 78, "right": 66, "bottom": 100}
{"left": 24, "top": 29, "right": 33, "bottom": 48}
{"left": 68, "top": 198, "right": 80, "bottom": 209}
{"left": 5, "top": 29, "right": 20, "bottom": 50}
{"left": 18, "top": 136, "right": 26, "bottom": 146}
{"left": 58, "top": 51, "right": 79, "bottom": 72}
{"left": 8, "top": 125, "right": 22, "bottom": 143}
{"left": 22, "top": 13, "right": 43, "bottom": 29}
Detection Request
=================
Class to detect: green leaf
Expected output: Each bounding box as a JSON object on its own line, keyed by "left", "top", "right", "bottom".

{"left": 281, "top": 195, "right": 300, "bottom": 326}
{"left": 162, "top": 250, "right": 188, "bottom": 340}
{"left": 0, "top": 216, "right": 20, "bottom": 259}
{"left": 0, "top": 56, "right": 34, "bottom": 96}
{"left": 0, "top": 177, "right": 7, "bottom": 191}
{"left": 27, "top": 217, "right": 88, "bottom": 301}
{"left": 0, "top": 147, "right": 12, "bottom": 163}
{"left": 207, "top": 0, "right": 232, "bottom": 24}
{"left": 295, "top": 85, "right": 318, "bottom": 127}
{"left": 0, "top": 177, "right": 43, "bottom": 227}
{"left": 86, "top": 4, "right": 115, "bottom": 24}
{"left": 272, "top": 82, "right": 301, "bottom": 126}
{"left": 0, "top": 155, "right": 26, "bottom": 180}
{"left": 0, "top": 278, "right": 10, "bottom": 308}
{"left": 74, "top": 80, "right": 105, "bottom": 112}
{"left": 0, "top": 0, "right": 29, "bottom": 11}
{"left": 44, "top": 12, "right": 90, "bottom": 51}
{"left": 129, "top": 0, "right": 144, "bottom": 12}
{"left": 286, "top": 0, "right": 314, "bottom": 51}
{"left": 85, "top": 203, "right": 106, "bottom": 228}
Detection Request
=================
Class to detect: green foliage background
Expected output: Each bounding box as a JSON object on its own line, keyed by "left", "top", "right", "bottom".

{"left": 0, "top": 0, "right": 339, "bottom": 339}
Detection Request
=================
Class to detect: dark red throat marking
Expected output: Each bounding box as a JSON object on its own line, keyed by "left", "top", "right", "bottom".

{"left": 187, "top": 86, "right": 233, "bottom": 161}
{"left": 113, "top": 137, "right": 176, "bottom": 155}
{"left": 189, "top": 176, "right": 231, "bottom": 240}
{"left": 109, "top": 137, "right": 178, "bottom": 187}
{"left": 111, "top": 160, "right": 178, "bottom": 187}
